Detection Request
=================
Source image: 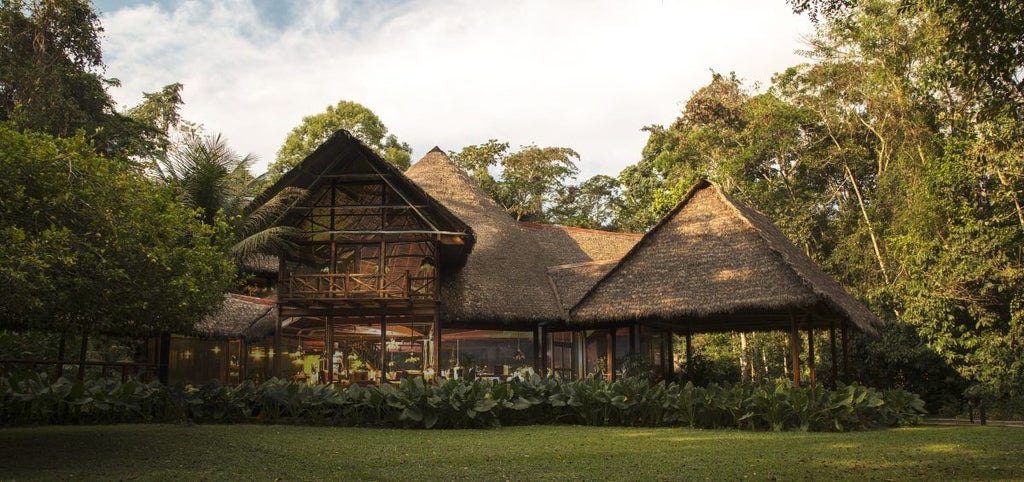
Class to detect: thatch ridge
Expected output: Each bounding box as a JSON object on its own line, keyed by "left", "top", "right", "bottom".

{"left": 570, "top": 180, "right": 883, "bottom": 334}
{"left": 405, "top": 150, "right": 563, "bottom": 324}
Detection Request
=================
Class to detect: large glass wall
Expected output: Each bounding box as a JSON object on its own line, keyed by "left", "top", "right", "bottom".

{"left": 546, "top": 331, "right": 575, "bottom": 379}
{"left": 440, "top": 330, "right": 534, "bottom": 380}
{"left": 277, "top": 316, "right": 436, "bottom": 385}
{"left": 168, "top": 336, "right": 243, "bottom": 385}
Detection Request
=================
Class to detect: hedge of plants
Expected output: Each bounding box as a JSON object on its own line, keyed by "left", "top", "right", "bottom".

{"left": 0, "top": 372, "right": 925, "bottom": 431}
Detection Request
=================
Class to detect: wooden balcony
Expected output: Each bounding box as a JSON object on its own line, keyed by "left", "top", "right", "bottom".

{"left": 282, "top": 272, "right": 436, "bottom": 302}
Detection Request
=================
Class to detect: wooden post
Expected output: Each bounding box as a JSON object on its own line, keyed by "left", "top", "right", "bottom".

{"left": 829, "top": 321, "right": 838, "bottom": 388}
{"left": 75, "top": 331, "right": 90, "bottom": 381}
{"left": 664, "top": 329, "right": 674, "bottom": 379}
{"left": 602, "top": 331, "right": 610, "bottom": 380}
{"left": 807, "top": 328, "right": 816, "bottom": 387}
{"left": 789, "top": 318, "right": 800, "bottom": 387}
{"left": 685, "top": 329, "right": 693, "bottom": 378}
{"left": 273, "top": 309, "right": 282, "bottom": 378}
{"left": 325, "top": 317, "right": 334, "bottom": 383}
{"left": 841, "top": 322, "right": 850, "bottom": 384}
{"left": 432, "top": 305, "right": 441, "bottom": 381}
{"left": 379, "top": 314, "right": 387, "bottom": 385}
{"left": 533, "top": 325, "right": 543, "bottom": 374}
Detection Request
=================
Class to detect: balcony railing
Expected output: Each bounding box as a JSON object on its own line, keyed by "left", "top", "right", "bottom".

{"left": 283, "top": 272, "right": 436, "bottom": 301}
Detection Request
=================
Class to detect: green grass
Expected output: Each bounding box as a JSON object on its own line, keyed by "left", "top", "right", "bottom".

{"left": 0, "top": 425, "right": 1020, "bottom": 480}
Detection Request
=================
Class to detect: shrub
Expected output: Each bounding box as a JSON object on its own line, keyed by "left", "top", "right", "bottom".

{"left": 0, "top": 372, "right": 927, "bottom": 431}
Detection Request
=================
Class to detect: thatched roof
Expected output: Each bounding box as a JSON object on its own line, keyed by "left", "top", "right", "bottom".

{"left": 249, "top": 130, "right": 473, "bottom": 265}
{"left": 241, "top": 254, "right": 278, "bottom": 274}
{"left": 547, "top": 260, "right": 620, "bottom": 314}
{"left": 570, "top": 180, "right": 883, "bottom": 334}
{"left": 195, "top": 293, "right": 276, "bottom": 340}
{"left": 520, "top": 222, "right": 641, "bottom": 265}
{"left": 404, "top": 148, "right": 564, "bottom": 325}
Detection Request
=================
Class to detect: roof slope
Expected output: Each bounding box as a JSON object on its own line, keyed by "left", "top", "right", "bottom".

{"left": 570, "top": 180, "right": 883, "bottom": 334}
{"left": 520, "top": 222, "right": 641, "bottom": 265}
{"left": 547, "top": 260, "right": 620, "bottom": 313}
{"left": 404, "top": 148, "right": 563, "bottom": 325}
{"left": 195, "top": 294, "right": 276, "bottom": 340}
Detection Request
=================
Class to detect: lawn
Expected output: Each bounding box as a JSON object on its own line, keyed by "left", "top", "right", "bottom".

{"left": 0, "top": 424, "right": 1020, "bottom": 480}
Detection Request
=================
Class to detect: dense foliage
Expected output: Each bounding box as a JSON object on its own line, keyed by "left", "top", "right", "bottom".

{"left": 268, "top": 99, "right": 412, "bottom": 181}
{"left": 606, "top": 0, "right": 1024, "bottom": 406}
{"left": 0, "top": 126, "right": 235, "bottom": 337}
{"left": 1, "top": 373, "right": 925, "bottom": 431}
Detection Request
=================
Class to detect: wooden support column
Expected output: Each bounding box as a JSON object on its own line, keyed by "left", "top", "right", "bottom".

{"left": 606, "top": 330, "right": 615, "bottom": 381}
{"left": 432, "top": 305, "right": 441, "bottom": 381}
{"left": 684, "top": 329, "right": 693, "bottom": 378}
{"left": 77, "top": 331, "right": 89, "bottom": 381}
{"left": 841, "top": 322, "right": 850, "bottom": 384}
{"left": 807, "top": 328, "right": 816, "bottom": 387}
{"left": 829, "top": 321, "right": 838, "bottom": 388}
{"left": 575, "top": 331, "right": 585, "bottom": 380}
{"left": 379, "top": 314, "right": 387, "bottom": 385}
{"left": 664, "top": 329, "right": 674, "bottom": 378}
{"left": 789, "top": 317, "right": 800, "bottom": 387}
{"left": 325, "top": 317, "right": 334, "bottom": 383}
{"left": 533, "top": 325, "right": 543, "bottom": 374}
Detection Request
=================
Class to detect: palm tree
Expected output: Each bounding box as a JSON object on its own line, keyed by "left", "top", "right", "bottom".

{"left": 158, "top": 132, "right": 305, "bottom": 265}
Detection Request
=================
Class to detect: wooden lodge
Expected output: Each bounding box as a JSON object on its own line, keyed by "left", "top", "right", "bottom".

{"left": 165, "top": 130, "right": 883, "bottom": 386}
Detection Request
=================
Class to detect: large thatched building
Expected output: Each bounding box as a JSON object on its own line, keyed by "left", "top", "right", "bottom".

{"left": 165, "top": 131, "right": 881, "bottom": 386}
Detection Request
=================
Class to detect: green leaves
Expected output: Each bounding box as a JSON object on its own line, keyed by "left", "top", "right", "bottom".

{"left": 1, "top": 373, "right": 926, "bottom": 431}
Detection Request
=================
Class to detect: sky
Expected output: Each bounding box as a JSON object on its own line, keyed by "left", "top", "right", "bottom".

{"left": 95, "top": 0, "right": 813, "bottom": 180}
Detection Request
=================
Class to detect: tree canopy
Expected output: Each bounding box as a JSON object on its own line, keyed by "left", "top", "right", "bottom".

{"left": 450, "top": 141, "right": 581, "bottom": 222}
{"left": 268, "top": 100, "right": 412, "bottom": 181}
{"left": 0, "top": 125, "right": 235, "bottom": 337}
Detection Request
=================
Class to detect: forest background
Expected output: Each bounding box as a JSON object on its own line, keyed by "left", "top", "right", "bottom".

{"left": 1, "top": 0, "right": 1021, "bottom": 415}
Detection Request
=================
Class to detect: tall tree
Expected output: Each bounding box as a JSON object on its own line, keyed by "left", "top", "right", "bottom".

{"left": 0, "top": 0, "right": 162, "bottom": 160}
{"left": 450, "top": 141, "right": 580, "bottom": 222}
{"left": 268, "top": 100, "right": 412, "bottom": 181}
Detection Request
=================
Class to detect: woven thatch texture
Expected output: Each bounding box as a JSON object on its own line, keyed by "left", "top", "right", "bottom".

{"left": 195, "top": 294, "right": 275, "bottom": 340}
{"left": 520, "top": 222, "right": 641, "bottom": 265}
{"left": 241, "top": 254, "right": 278, "bottom": 274}
{"left": 405, "top": 149, "right": 563, "bottom": 324}
{"left": 571, "top": 181, "right": 882, "bottom": 333}
{"left": 547, "top": 260, "right": 619, "bottom": 313}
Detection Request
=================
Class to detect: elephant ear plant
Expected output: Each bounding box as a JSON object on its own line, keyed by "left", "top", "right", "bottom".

{"left": 1, "top": 373, "right": 927, "bottom": 431}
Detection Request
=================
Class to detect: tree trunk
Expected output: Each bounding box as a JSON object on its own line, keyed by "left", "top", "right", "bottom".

{"left": 844, "top": 162, "right": 891, "bottom": 285}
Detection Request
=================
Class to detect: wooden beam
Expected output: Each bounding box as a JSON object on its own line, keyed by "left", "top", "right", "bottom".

{"left": 830, "top": 320, "right": 838, "bottom": 388}
{"left": 685, "top": 329, "right": 693, "bottom": 379}
{"left": 807, "top": 328, "right": 816, "bottom": 387}
{"left": 606, "top": 330, "right": 615, "bottom": 381}
{"left": 325, "top": 317, "right": 334, "bottom": 383}
{"left": 789, "top": 317, "right": 800, "bottom": 387}
{"left": 842, "top": 322, "right": 850, "bottom": 384}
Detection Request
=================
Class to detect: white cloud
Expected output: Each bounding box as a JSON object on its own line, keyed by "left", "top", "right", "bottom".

{"left": 101, "top": 0, "right": 812, "bottom": 179}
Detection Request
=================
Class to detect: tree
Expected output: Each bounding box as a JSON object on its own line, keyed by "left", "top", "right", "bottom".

{"left": 0, "top": 125, "right": 235, "bottom": 345}
{"left": 548, "top": 175, "right": 623, "bottom": 230}
{"left": 268, "top": 100, "right": 412, "bottom": 180}
{"left": 450, "top": 141, "right": 580, "bottom": 222}
{"left": 158, "top": 132, "right": 305, "bottom": 266}
{"left": 0, "top": 0, "right": 161, "bottom": 160}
